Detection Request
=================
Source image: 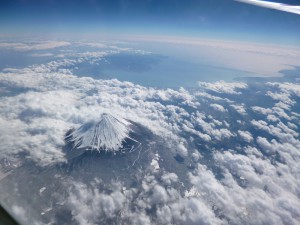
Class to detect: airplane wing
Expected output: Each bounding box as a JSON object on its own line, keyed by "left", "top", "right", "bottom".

{"left": 236, "top": 0, "right": 300, "bottom": 15}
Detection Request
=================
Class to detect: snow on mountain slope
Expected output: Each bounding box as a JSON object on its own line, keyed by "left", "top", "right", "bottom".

{"left": 67, "top": 113, "right": 134, "bottom": 151}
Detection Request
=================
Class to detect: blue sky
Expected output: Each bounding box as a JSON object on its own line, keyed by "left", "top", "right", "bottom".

{"left": 0, "top": 0, "right": 300, "bottom": 45}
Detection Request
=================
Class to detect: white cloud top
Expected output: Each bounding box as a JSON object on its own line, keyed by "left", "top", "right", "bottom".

{"left": 0, "top": 41, "right": 71, "bottom": 51}
{"left": 199, "top": 80, "right": 248, "bottom": 94}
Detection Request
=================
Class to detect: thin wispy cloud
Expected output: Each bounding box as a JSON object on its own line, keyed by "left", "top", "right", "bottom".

{"left": 236, "top": 0, "right": 300, "bottom": 15}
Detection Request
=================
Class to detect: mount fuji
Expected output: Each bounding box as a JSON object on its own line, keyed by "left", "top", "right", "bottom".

{"left": 66, "top": 113, "right": 138, "bottom": 152}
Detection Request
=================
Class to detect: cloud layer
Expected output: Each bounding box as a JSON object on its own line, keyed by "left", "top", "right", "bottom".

{"left": 0, "top": 41, "right": 300, "bottom": 225}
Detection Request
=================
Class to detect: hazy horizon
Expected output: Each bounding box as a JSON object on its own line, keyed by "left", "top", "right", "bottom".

{"left": 1, "top": 0, "right": 300, "bottom": 46}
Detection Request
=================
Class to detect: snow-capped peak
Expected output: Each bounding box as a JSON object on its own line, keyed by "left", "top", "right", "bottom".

{"left": 67, "top": 113, "right": 132, "bottom": 151}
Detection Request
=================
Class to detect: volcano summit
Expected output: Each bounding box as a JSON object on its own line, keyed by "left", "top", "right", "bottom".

{"left": 67, "top": 113, "right": 137, "bottom": 152}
